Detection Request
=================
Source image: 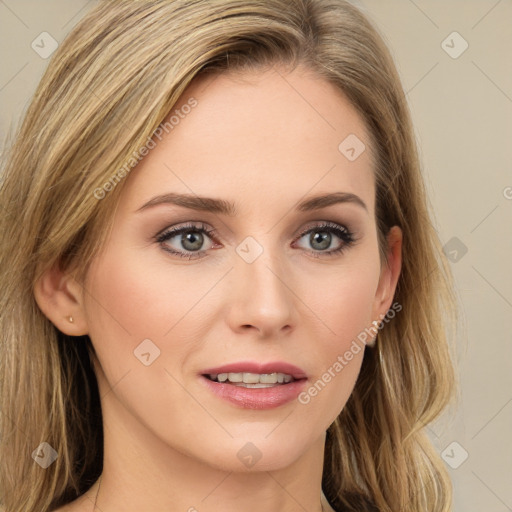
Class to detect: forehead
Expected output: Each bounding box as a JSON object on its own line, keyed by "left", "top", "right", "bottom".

{"left": 120, "top": 64, "right": 376, "bottom": 216}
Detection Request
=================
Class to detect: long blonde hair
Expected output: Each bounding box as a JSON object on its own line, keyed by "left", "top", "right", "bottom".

{"left": 0, "top": 1, "right": 457, "bottom": 510}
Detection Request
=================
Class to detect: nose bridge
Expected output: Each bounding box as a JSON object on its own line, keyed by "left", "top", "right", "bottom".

{"left": 228, "top": 233, "right": 296, "bottom": 334}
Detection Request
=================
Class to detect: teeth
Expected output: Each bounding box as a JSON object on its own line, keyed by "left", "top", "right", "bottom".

{"left": 242, "top": 372, "right": 261, "bottom": 384}
{"left": 260, "top": 373, "right": 279, "bottom": 384}
{"left": 207, "top": 372, "right": 295, "bottom": 385}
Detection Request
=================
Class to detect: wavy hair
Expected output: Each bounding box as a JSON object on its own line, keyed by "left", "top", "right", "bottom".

{"left": 0, "top": 1, "right": 457, "bottom": 510}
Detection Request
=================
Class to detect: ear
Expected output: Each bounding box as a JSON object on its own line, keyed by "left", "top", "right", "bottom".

{"left": 33, "top": 263, "right": 89, "bottom": 336}
{"left": 368, "top": 226, "right": 402, "bottom": 345}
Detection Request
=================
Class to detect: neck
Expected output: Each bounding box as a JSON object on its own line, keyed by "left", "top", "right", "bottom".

{"left": 91, "top": 387, "right": 330, "bottom": 512}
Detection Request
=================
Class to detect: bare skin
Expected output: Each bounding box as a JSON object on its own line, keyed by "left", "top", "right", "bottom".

{"left": 39, "top": 63, "right": 402, "bottom": 512}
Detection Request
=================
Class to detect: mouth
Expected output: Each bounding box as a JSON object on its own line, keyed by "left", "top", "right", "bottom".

{"left": 199, "top": 362, "right": 308, "bottom": 409}
{"left": 203, "top": 371, "right": 298, "bottom": 388}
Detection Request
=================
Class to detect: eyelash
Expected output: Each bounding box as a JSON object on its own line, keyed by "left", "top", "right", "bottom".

{"left": 155, "top": 221, "right": 357, "bottom": 260}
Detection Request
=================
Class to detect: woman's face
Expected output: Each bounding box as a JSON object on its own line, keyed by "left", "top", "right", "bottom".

{"left": 81, "top": 64, "right": 401, "bottom": 471}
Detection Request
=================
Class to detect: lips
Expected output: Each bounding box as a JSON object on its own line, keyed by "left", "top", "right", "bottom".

{"left": 199, "top": 361, "right": 308, "bottom": 409}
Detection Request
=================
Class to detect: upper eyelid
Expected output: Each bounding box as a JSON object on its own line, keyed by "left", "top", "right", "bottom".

{"left": 158, "top": 219, "right": 351, "bottom": 233}
{"left": 156, "top": 221, "right": 215, "bottom": 238}
{"left": 296, "top": 221, "right": 350, "bottom": 235}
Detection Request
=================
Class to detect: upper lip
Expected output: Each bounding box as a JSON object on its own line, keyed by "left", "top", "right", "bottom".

{"left": 201, "top": 361, "right": 307, "bottom": 380}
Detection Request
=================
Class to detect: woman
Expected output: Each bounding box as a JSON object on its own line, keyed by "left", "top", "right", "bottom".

{"left": 0, "top": 1, "right": 457, "bottom": 511}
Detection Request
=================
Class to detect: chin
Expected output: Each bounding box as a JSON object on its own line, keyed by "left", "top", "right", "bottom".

{"left": 195, "top": 430, "right": 315, "bottom": 473}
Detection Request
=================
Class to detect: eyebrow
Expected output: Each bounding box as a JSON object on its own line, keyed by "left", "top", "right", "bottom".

{"left": 137, "top": 191, "right": 368, "bottom": 215}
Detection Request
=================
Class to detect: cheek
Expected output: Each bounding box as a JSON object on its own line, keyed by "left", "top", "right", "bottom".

{"left": 334, "top": 273, "right": 376, "bottom": 344}
{"left": 84, "top": 247, "right": 197, "bottom": 340}
{"left": 82, "top": 242, "right": 219, "bottom": 390}
{"left": 295, "top": 257, "right": 380, "bottom": 421}
{"left": 82, "top": 248, "right": 206, "bottom": 446}
{"left": 82, "top": 246, "right": 176, "bottom": 383}
{"left": 305, "top": 256, "right": 380, "bottom": 352}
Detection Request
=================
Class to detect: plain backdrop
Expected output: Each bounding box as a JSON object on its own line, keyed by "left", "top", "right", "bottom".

{"left": 1, "top": 1, "right": 511, "bottom": 511}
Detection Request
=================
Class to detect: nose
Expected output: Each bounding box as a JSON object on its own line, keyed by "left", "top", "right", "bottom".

{"left": 225, "top": 243, "right": 296, "bottom": 338}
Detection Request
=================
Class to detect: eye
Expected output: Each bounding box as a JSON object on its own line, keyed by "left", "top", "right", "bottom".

{"left": 155, "top": 222, "right": 218, "bottom": 260}
{"left": 155, "top": 220, "right": 357, "bottom": 260}
{"left": 293, "top": 221, "right": 356, "bottom": 257}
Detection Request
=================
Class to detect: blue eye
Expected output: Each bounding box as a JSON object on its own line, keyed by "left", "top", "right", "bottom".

{"left": 155, "top": 221, "right": 356, "bottom": 260}
{"left": 293, "top": 221, "right": 356, "bottom": 257}
{"left": 156, "top": 222, "right": 217, "bottom": 260}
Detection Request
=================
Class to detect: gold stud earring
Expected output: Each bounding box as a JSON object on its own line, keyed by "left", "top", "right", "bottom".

{"left": 68, "top": 316, "right": 74, "bottom": 323}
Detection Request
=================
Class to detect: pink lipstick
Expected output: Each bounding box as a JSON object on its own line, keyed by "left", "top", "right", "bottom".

{"left": 199, "top": 361, "right": 308, "bottom": 409}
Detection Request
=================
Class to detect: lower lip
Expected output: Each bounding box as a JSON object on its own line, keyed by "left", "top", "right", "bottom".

{"left": 200, "top": 375, "right": 307, "bottom": 409}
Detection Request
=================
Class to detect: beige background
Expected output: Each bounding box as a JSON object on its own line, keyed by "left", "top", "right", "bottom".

{"left": 1, "top": 1, "right": 511, "bottom": 510}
